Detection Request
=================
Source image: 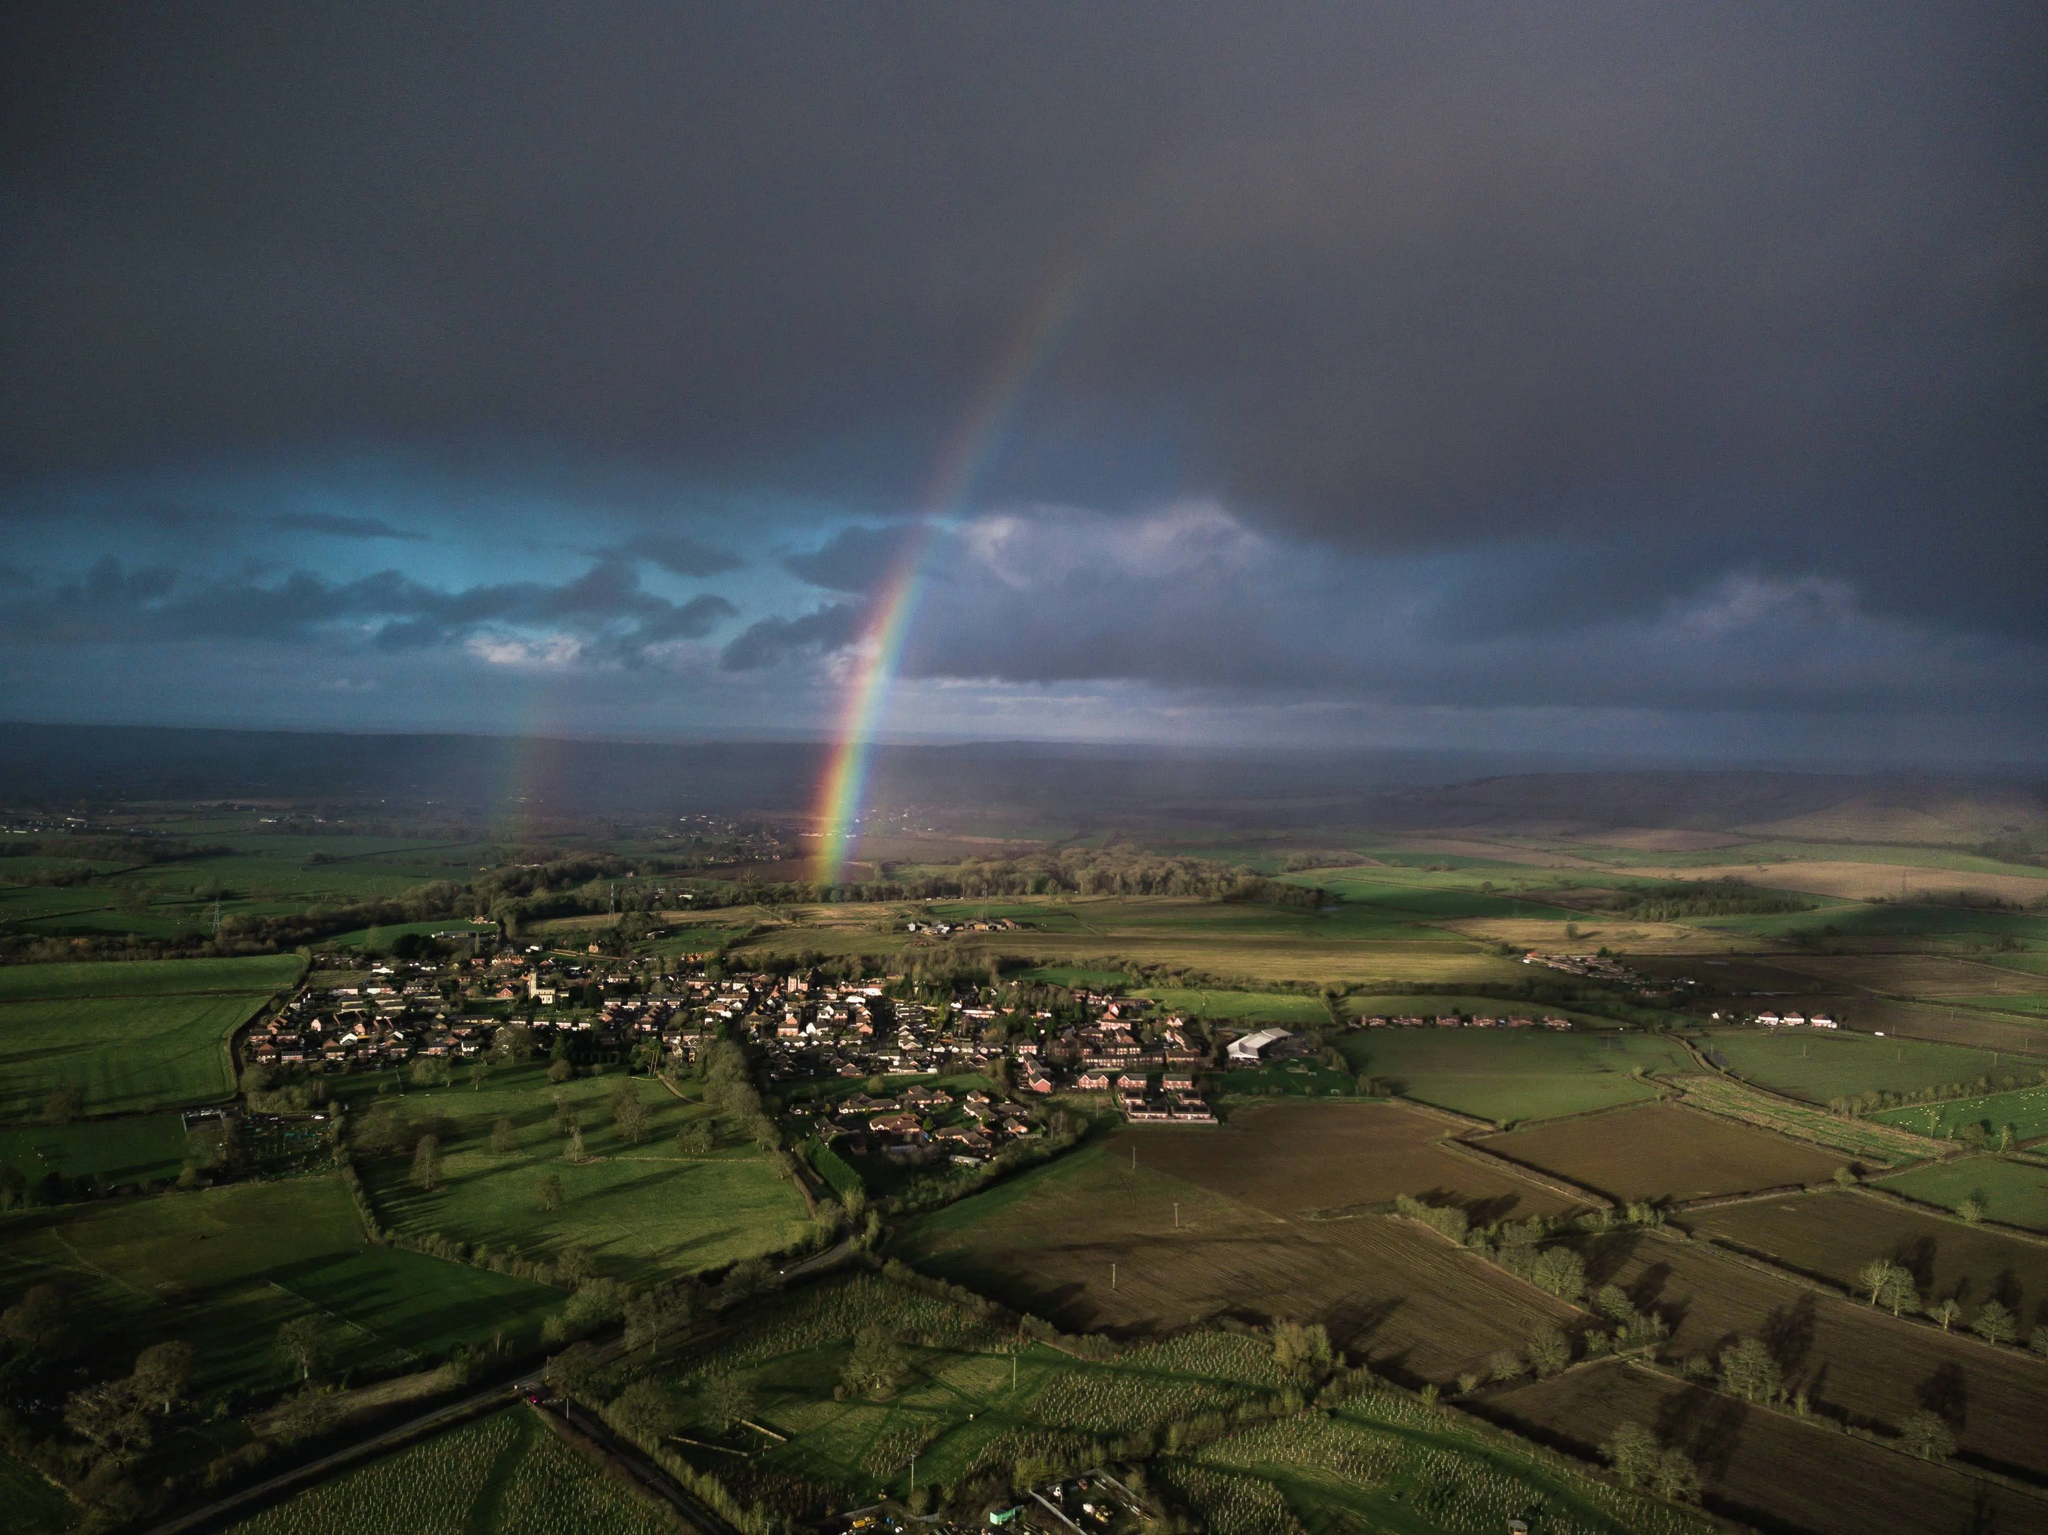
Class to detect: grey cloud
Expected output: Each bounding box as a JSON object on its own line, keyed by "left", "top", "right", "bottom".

{"left": 3, "top": 5, "right": 2041, "bottom": 644}
{"left": 624, "top": 532, "right": 745, "bottom": 577}
{"left": 782, "top": 524, "right": 921, "bottom": 593}
{"left": 884, "top": 508, "right": 2048, "bottom": 717}
{"left": 4, "top": 555, "right": 736, "bottom": 661}
{"left": 720, "top": 603, "right": 862, "bottom": 671}
{"left": 266, "top": 511, "right": 430, "bottom": 541}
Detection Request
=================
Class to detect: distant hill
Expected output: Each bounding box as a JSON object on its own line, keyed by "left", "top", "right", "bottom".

{"left": 1351, "top": 770, "right": 2048, "bottom": 845}
{"left": 0, "top": 723, "right": 2038, "bottom": 850}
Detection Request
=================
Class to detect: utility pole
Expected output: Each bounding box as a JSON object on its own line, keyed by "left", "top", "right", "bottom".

{"left": 1111, "top": 1262, "right": 1117, "bottom": 1291}
{"left": 1173, "top": 1202, "right": 1180, "bottom": 1229}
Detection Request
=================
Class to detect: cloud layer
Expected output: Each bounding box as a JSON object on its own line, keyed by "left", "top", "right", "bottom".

{"left": 0, "top": 6, "right": 2042, "bottom": 758}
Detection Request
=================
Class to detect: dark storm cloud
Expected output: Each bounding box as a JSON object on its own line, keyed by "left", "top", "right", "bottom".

{"left": 0, "top": 3, "right": 2043, "bottom": 747}
{"left": 782, "top": 524, "right": 922, "bottom": 594}
{"left": 720, "top": 605, "right": 863, "bottom": 673}
{"left": 0, "top": 554, "right": 735, "bottom": 661}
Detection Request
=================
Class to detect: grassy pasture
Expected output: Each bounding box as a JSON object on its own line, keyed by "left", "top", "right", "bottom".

{"left": 0, "top": 1177, "right": 560, "bottom": 1398}
{"left": 1136, "top": 987, "right": 1334, "bottom": 1023}
{"left": 1214, "top": 1060, "right": 1360, "bottom": 1100}
{"left": 1014, "top": 964, "right": 1135, "bottom": 989}
{"left": 738, "top": 894, "right": 1526, "bottom": 988}
{"left": 226, "top": 1405, "right": 670, "bottom": 1535}
{"left": 321, "top": 918, "right": 493, "bottom": 950}
{"left": 1339, "top": 1028, "right": 1694, "bottom": 1124}
{"left": 0, "top": 955, "right": 303, "bottom": 1000}
{"left": 1568, "top": 1230, "right": 2048, "bottom": 1483}
{"left": 1685, "top": 1190, "right": 2048, "bottom": 1324}
{"left": 1490, "top": 1360, "right": 2047, "bottom": 1535}
{"left": 0, "top": 1111, "right": 191, "bottom": 1187}
{"left": 899, "top": 1138, "right": 1579, "bottom": 1383}
{"left": 1873, "top": 1156, "right": 2048, "bottom": 1231}
{"left": 347, "top": 1066, "right": 811, "bottom": 1283}
{"left": 1873, "top": 1083, "right": 2048, "bottom": 1144}
{"left": 1699, "top": 1029, "right": 2013, "bottom": 1104}
{"left": 1953, "top": 992, "right": 2048, "bottom": 1019}
{"left": 0, "top": 992, "right": 277, "bottom": 1119}
{"left": 1481, "top": 1102, "right": 1848, "bottom": 1203}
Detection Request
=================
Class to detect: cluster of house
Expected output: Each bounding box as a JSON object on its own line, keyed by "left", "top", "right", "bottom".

{"left": 1358, "top": 1013, "right": 1574, "bottom": 1030}
{"left": 1523, "top": 951, "right": 1647, "bottom": 986}
{"left": 736, "top": 977, "right": 1013, "bottom": 1081}
{"left": 252, "top": 952, "right": 689, "bottom": 1072}
{"left": 808, "top": 1083, "right": 1043, "bottom": 1165}
{"left": 247, "top": 962, "right": 445, "bottom": 1068}
{"left": 1751, "top": 1011, "right": 1839, "bottom": 1029}
{"left": 902, "top": 917, "right": 1019, "bottom": 936}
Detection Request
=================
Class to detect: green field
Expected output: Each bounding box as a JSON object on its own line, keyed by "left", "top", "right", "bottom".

{"left": 734, "top": 895, "right": 1527, "bottom": 989}
{"left": 0, "top": 1176, "right": 562, "bottom": 1397}
{"left": 1873, "top": 1156, "right": 2048, "bottom": 1231}
{"left": 0, "top": 1110, "right": 192, "bottom": 1188}
{"left": 348, "top": 1066, "right": 812, "bottom": 1283}
{"left": 1017, "top": 965, "right": 1141, "bottom": 989}
{"left": 1338, "top": 1028, "right": 1693, "bottom": 1124}
{"left": 1698, "top": 1030, "right": 2017, "bottom": 1104}
{"left": 1217, "top": 1060, "right": 1361, "bottom": 1099}
{"left": 0, "top": 955, "right": 303, "bottom": 1118}
{"left": 1951, "top": 993, "right": 2048, "bottom": 1019}
{"left": 322, "top": 919, "right": 495, "bottom": 950}
{"left": 0, "top": 955, "right": 304, "bottom": 1001}
{"left": 1294, "top": 870, "right": 1582, "bottom": 923}
{"left": 615, "top": 1271, "right": 1706, "bottom": 1534}
{"left": 0, "top": 1450, "right": 75, "bottom": 1535}
{"left": 1138, "top": 987, "right": 1335, "bottom": 1023}
{"left": 1874, "top": 1084, "right": 2048, "bottom": 1145}
{"left": 226, "top": 1405, "right": 670, "bottom": 1535}
{"left": 1, "top": 993, "right": 276, "bottom": 1119}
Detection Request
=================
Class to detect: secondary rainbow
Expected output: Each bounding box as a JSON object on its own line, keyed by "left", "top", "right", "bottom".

{"left": 811, "top": 267, "right": 1091, "bottom": 883}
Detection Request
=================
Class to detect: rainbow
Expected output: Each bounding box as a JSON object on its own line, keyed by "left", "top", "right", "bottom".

{"left": 811, "top": 266, "right": 1092, "bottom": 883}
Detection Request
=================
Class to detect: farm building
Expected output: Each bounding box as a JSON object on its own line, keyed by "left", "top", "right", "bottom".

{"left": 1227, "top": 1027, "right": 1294, "bottom": 1062}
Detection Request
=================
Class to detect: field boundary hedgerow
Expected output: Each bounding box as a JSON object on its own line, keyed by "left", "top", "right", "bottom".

{"left": 1641, "top": 1222, "right": 2048, "bottom": 1375}
{"left": 1383, "top": 1095, "right": 1497, "bottom": 1134}
{"left": 1669, "top": 1183, "right": 1816, "bottom": 1213}
{"left": 1436, "top": 1134, "right": 1614, "bottom": 1210}
{"left": 1619, "top": 1356, "right": 2048, "bottom": 1508}
{"left": 1668, "top": 1075, "right": 1941, "bottom": 1167}
{"left": 1852, "top": 1168, "right": 2048, "bottom": 1246}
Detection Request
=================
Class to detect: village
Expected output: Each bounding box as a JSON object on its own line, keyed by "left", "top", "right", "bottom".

{"left": 239, "top": 940, "right": 1248, "bottom": 1174}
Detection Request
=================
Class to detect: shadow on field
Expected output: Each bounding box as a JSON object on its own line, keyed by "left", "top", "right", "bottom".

{"left": 1654, "top": 1383, "right": 1748, "bottom": 1481}
{"left": 1918, "top": 1360, "right": 1970, "bottom": 1430}
{"left": 1761, "top": 1293, "right": 1818, "bottom": 1377}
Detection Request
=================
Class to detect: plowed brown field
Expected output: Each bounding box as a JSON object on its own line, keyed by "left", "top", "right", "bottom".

{"left": 1686, "top": 1189, "right": 2048, "bottom": 1326}
{"left": 1482, "top": 1101, "right": 1845, "bottom": 1203}
{"left": 1572, "top": 1228, "right": 2048, "bottom": 1481}
{"left": 901, "top": 1139, "right": 1579, "bottom": 1385}
{"left": 1489, "top": 1360, "right": 2048, "bottom": 1535}
{"left": 1113, "top": 1100, "right": 1581, "bottom": 1222}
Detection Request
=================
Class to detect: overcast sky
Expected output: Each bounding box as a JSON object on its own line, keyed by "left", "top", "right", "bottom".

{"left": 3, "top": 3, "right": 2043, "bottom": 761}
